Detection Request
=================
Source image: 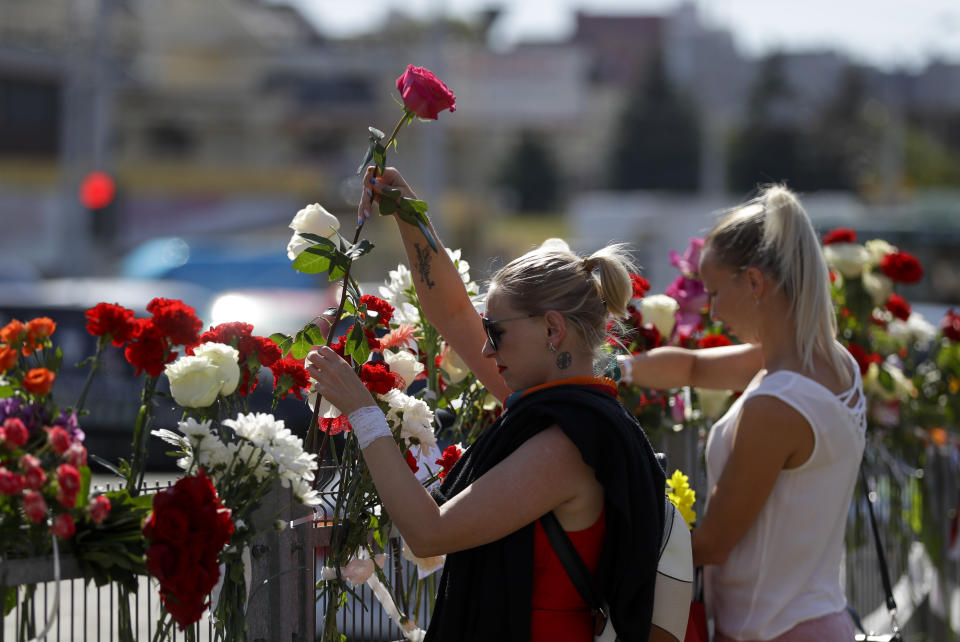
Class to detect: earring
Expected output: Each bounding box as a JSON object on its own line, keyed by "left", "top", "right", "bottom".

{"left": 548, "top": 343, "right": 557, "bottom": 353}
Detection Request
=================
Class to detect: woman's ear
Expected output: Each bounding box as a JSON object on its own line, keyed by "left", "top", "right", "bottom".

{"left": 744, "top": 266, "right": 766, "bottom": 299}
{"left": 543, "top": 310, "right": 567, "bottom": 343}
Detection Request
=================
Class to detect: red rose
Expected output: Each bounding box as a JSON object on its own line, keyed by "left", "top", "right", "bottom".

{"left": 88, "top": 494, "right": 111, "bottom": 524}
{"left": 395, "top": 65, "right": 456, "bottom": 120}
{"left": 359, "top": 295, "right": 395, "bottom": 327}
{"left": 22, "top": 368, "right": 56, "bottom": 396}
{"left": 51, "top": 513, "right": 76, "bottom": 539}
{"left": 0, "top": 344, "right": 17, "bottom": 373}
{"left": 3, "top": 418, "right": 29, "bottom": 448}
{"left": 23, "top": 317, "right": 56, "bottom": 356}
{"left": 846, "top": 342, "right": 882, "bottom": 375}
{"left": 697, "top": 334, "right": 733, "bottom": 349}
{"left": 360, "top": 361, "right": 404, "bottom": 395}
{"left": 147, "top": 298, "right": 202, "bottom": 348}
{"left": 124, "top": 319, "right": 174, "bottom": 377}
{"left": 269, "top": 356, "right": 312, "bottom": 401}
{"left": 405, "top": 449, "right": 419, "bottom": 473}
{"left": 942, "top": 309, "right": 960, "bottom": 342}
{"left": 434, "top": 445, "right": 463, "bottom": 479}
{"left": 23, "top": 489, "right": 47, "bottom": 523}
{"left": 629, "top": 274, "right": 651, "bottom": 299}
{"left": 879, "top": 251, "right": 923, "bottom": 284}
{"left": 46, "top": 426, "right": 72, "bottom": 455}
{"left": 885, "top": 293, "right": 911, "bottom": 321}
{"left": 85, "top": 302, "right": 137, "bottom": 346}
{"left": 822, "top": 228, "right": 857, "bottom": 245}
{"left": 56, "top": 463, "right": 81, "bottom": 508}
{"left": 0, "top": 468, "right": 25, "bottom": 495}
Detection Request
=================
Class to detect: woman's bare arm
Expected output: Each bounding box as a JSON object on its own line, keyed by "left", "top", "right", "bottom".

{"left": 621, "top": 343, "right": 763, "bottom": 392}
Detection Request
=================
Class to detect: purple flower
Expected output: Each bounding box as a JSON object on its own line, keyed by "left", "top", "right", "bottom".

{"left": 52, "top": 410, "right": 85, "bottom": 443}
{"left": 0, "top": 397, "right": 45, "bottom": 436}
{"left": 669, "top": 237, "right": 705, "bottom": 276}
{"left": 665, "top": 275, "right": 709, "bottom": 337}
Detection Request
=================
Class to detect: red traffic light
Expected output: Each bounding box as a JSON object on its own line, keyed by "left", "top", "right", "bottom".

{"left": 80, "top": 171, "right": 116, "bottom": 210}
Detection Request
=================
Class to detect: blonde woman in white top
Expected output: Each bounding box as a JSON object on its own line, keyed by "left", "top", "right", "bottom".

{"left": 618, "top": 185, "right": 866, "bottom": 641}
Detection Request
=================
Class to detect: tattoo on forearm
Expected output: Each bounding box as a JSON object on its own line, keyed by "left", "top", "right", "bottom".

{"left": 414, "top": 243, "right": 436, "bottom": 289}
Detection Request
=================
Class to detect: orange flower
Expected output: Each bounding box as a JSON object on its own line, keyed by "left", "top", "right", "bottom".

{"left": 0, "top": 319, "right": 25, "bottom": 346}
{"left": 0, "top": 344, "right": 16, "bottom": 373}
{"left": 929, "top": 427, "right": 948, "bottom": 447}
{"left": 22, "top": 368, "right": 56, "bottom": 396}
{"left": 23, "top": 317, "right": 56, "bottom": 356}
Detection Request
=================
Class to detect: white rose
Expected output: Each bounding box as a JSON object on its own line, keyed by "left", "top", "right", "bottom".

{"left": 641, "top": 294, "right": 679, "bottom": 337}
{"left": 864, "top": 239, "right": 897, "bottom": 267}
{"left": 383, "top": 349, "right": 424, "bottom": 388}
{"left": 286, "top": 203, "right": 340, "bottom": 260}
{"left": 439, "top": 343, "right": 469, "bottom": 383}
{"left": 862, "top": 270, "right": 894, "bottom": 306}
{"left": 695, "top": 388, "right": 732, "bottom": 420}
{"left": 165, "top": 355, "right": 223, "bottom": 408}
{"left": 191, "top": 342, "right": 241, "bottom": 395}
{"left": 822, "top": 243, "right": 870, "bottom": 279}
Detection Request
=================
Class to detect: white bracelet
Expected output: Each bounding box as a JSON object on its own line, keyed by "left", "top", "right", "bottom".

{"left": 616, "top": 354, "right": 633, "bottom": 384}
{"left": 347, "top": 406, "right": 393, "bottom": 450}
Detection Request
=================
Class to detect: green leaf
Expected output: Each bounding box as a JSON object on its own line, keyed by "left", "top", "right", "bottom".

{"left": 373, "top": 143, "right": 387, "bottom": 173}
{"left": 0, "top": 384, "right": 13, "bottom": 398}
{"left": 270, "top": 333, "right": 294, "bottom": 356}
{"left": 304, "top": 324, "right": 327, "bottom": 347}
{"left": 344, "top": 324, "right": 370, "bottom": 365}
{"left": 89, "top": 454, "right": 124, "bottom": 478}
{"left": 292, "top": 330, "right": 315, "bottom": 360}
{"left": 356, "top": 140, "right": 377, "bottom": 176}
{"left": 298, "top": 233, "right": 337, "bottom": 249}
{"left": 292, "top": 249, "right": 332, "bottom": 275}
{"left": 346, "top": 239, "right": 375, "bottom": 260}
{"left": 77, "top": 465, "right": 92, "bottom": 509}
{"left": 398, "top": 198, "right": 429, "bottom": 216}
{"left": 378, "top": 197, "right": 397, "bottom": 216}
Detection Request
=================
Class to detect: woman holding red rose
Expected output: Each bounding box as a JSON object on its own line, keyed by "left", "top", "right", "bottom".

{"left": 618, "top": 185, "right": 865, "bottom": 641}
{"left": 308, "top": 168, "right": 672, "bottom": 641}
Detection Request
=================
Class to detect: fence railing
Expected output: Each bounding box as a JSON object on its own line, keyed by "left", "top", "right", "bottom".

{"left": 3, "top": 441, "right": 958, "bottom": 641}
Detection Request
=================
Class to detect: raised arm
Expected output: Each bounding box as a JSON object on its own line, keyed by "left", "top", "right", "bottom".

{"left": 618, "top": 343, "right": 763, "bottom": 392}
{"left": 360, "top": 166, "right": 510, "bottom": 401}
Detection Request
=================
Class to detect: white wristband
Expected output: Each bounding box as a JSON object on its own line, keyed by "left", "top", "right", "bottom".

{"left": 617, "top": 354, "right": 633, "bottom": 384}
{"left": 347, "top": 406, "right": 393, "bottom": 450}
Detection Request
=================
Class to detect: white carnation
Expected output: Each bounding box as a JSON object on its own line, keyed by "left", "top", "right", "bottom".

{"left": 379, "top": 389, "right": 437, "bottom": 450}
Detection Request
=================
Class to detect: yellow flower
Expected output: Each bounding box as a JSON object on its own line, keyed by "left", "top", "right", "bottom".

{"left": 666, "top": 469, "right": 696, "bottom": 529}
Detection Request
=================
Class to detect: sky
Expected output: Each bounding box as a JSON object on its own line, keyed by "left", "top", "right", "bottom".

{"left": 290, "top": 0, "right": 960, "bottom": 71}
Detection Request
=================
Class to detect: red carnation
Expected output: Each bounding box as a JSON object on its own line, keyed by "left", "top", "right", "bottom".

{"left": 629, "top": 274, "right": 651, "bottom": 299}
{"left": 405, "top": 449, "right": 419, "bottom": 473}
{"left": 822, "top": 228, "right": 857, "bottom": 245}
{"left": 360, "top": 362, "right": 404, "bottom": 395}
{"left": 195, "top": 322, "right": 254, "bottom": 348}
{"left": 434, "top": 445, "right": 463, "bottom": 479}
{"left": 23, "top": 489, "right": 47, "bottom": 523}
{"left": 360, "top": 295, "right": 395, "bottom": 327}
{"left": 85, "top": 302, "right": 137, "bottom": 346}
{"left": 318, "top": 415, "right": 352, "bottom": 435}
{"left": 942, "top": 309, "right": 960, "bottom": 342}
{"left": 51, "top": 513, "right": 76, "bottom": 539}
{"left": 270, "top": 356, "right": 312, "bottom": 401}
{"left": 88, "top": 494, "right": 111, "bottom": 524}
{"left": 147, "top": 298, "right": 202, "bottom": 348}
{"left": 0, "top": 468, "right": 25, "bottom": 495}
{"left": 2, "top": 418, "right": 29, "bottom": 448}
{"left": 846, "top": 342, "right": 882, "bottom": 375}
{"left": 124, "top": 318, "right": 175, "bottom": 377}
{"left": 632, "top": 324, "right": 662, "bottom": 353}
{"left": 885, "top": 293, "right": 911, "bottom": 322}
{"left": 879, "top": 251, "right": 923, "bottom": 284}
{"left": 697, "top": 334, "right": 733, "bottom": 349}
{"left": 56, "top": 463, "right": 81, "bottom": 508}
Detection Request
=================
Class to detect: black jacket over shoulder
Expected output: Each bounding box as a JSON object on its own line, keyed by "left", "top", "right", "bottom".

{"left": 425, "top": 384, "right": 666, "bottom": 642}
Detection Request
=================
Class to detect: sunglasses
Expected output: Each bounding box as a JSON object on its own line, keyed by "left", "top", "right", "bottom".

{"left": 481, "top": 313, "right": 539, "bottom": 351}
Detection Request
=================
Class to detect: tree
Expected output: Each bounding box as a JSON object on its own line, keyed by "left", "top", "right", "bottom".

{"left": 496, "top": 130, "right": 561, "bottom": 212}
{"left": 608, "top": 51, "right": 700, "bottom": 191}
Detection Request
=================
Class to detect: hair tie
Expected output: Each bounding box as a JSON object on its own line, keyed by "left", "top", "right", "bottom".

{"left": 582, "top": 257, "right": 596, "bottom": 272}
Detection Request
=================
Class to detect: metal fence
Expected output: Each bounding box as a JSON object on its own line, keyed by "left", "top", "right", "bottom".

{"left": 3, "top": 444, "right": 958, "bottom": 641}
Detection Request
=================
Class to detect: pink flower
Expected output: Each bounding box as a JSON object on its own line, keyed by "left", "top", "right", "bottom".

{"left": 64, "top": 442, "right": 87, "bottom": 467}
{"left": 669, "top": 237, "right": 705, "bottom": 276}
{"left": 20, "top": 454, "right": 47, "bottom": 490}
{"left": 664, "top": 275, "right": 709, "bottom": 337}
{"left": 56, "top": 464, "right": 81, "bottom": 508}
{"left": 51, "top": 513, "right": 76, "bottom": 538}
{"left": 88, "top": 495, "right": 111, "bottom": 524}
{"left": 46, "top": 426, "right": 71, "bottom": 455}
{"left": 380, "top": 324, "right": 418, "bottom": 350}
{"left": 2, "top": 418, "right": 29, "bottom": 448}
{"left": 395, "top": 65, "right": 456, "bottom": 120}
{"left": 0, "top": 467, "right": 25, "bottom": 495}
{"left": 23, "top": 489, "right": 47, "bottom": 523}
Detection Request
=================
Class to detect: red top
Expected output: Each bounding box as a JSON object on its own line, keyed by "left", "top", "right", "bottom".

{"left": 521, "top": 376, "right": 616, "bottom": 642}
{"left": 531, "top": 506, "right": 607, "bottom": 641}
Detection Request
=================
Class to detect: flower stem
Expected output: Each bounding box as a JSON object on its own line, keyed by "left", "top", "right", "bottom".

{"left": 127, "top": 375, "right": 158, "bottom": 495}
{"left": 74, "top": 337, "right": 107, "bottom": 415}
{"left": 384, "top": 109, "right": 413, "bottom": 151}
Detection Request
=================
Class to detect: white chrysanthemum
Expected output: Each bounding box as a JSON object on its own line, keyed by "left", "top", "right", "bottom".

{"left": 191, "top": 342, "right": 241, "bottom": 395}
{"left": 862, "top": 270, "right": 894, "bottom": 306}
{"left": 379, "top": 389, "right": 437, "bottom": 450}
{"left": 222, "top": 412, "right": 285, "bottom": 448}
{"left": 292, "top": 477, "right": 321, "bottom": 506}
{"left": 383, "top": 349, "right": 424, "bottom": 388}
{"left": 823, "top": 243, "right": 870, "bottom": 279}
{"left": 179, "top": 417, "right": 215, "bottom": 441}
{"left": 151, "top": 428, "right": 188, "bottom": 449}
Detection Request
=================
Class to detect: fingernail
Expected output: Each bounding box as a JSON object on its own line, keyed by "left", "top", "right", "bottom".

{"left": 363, "top": 208, "right": 370, "bottom": 219}
{"left": 358, "top": 212, "right": 364, "bottom": 226}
